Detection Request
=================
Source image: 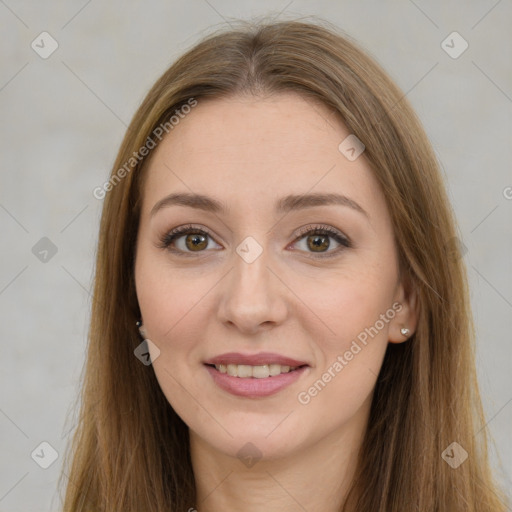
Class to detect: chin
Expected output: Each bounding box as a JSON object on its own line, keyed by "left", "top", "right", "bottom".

{"left": 191, "top": 419, "right": 309, "bottom": 463}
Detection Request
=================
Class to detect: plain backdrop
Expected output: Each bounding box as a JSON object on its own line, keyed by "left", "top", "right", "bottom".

{"left": 1, "top": 1, "right": 511, "bottom": 510}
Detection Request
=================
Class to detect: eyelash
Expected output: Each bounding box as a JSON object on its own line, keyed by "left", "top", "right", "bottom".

{"left": 157, "top": 223, "right": 352, "bottom": 259}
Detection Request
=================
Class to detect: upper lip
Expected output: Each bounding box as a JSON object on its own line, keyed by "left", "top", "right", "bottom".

{"left": 204, "top": 352, "right": 309, "bottom": 367}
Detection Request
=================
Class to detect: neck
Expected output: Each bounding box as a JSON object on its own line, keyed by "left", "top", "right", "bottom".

{"left": 190, "top": 415, "right": 366, "bottom": 512}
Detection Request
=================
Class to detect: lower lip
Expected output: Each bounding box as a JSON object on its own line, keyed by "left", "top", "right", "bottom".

{"left": 205, "top": 365, "right": 308, "bottom": 398}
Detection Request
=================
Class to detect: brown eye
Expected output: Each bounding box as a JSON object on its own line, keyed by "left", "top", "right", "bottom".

{"left": 307, "top": 234, "right": 331, "bottom": 252}
{"left": 292, "top": 226, "right": 351, "bottom": 258}
{"left": 184, "top": 233, "right": 208, "bottom": 251}
{"left": 158, "top": 225, "right": 221, "bottom": 254}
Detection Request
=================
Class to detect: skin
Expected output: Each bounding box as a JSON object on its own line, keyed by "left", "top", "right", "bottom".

{"left": 134, "top": 92, "right": 418, "bottom": 512}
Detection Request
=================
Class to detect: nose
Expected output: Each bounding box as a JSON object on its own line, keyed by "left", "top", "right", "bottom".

{"left": 217, "top": 243, "right": 289, "bottom": 334}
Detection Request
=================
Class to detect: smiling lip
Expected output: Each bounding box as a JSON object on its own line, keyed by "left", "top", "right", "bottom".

{"left": 204, "top": 352, "right": 308, "bottom": 367}
{"left": 203, "top": 352, "right": 310, "bottom": 398}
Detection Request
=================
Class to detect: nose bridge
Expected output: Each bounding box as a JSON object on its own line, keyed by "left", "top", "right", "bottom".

{"left": 218, "top": 235, "right": 287, "bottom": 331}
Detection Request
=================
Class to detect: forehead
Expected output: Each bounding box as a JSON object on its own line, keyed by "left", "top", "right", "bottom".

{"left": 140, "top": 92, "right": 387, "bottom": 222}
{"left": 155, "top": 92, "right": 346, "bottom": 168}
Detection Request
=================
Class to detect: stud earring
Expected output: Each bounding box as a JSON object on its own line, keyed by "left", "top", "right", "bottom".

{"left": 136, "top": 320, "right": 146, "bottom": 339}
{"left": 400, "top": 327, "right": 410, "bottom": 337}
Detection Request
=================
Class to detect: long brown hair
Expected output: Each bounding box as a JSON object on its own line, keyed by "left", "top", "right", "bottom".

{"left": 59, "top": 17, "right": 509, "bottom": 511}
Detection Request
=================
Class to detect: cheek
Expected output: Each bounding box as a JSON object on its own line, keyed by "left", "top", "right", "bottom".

{"left": 135, "top": 251, "right": 218, "bottom": 415}
{"left": 136, "top": 273, "right": 210, "bottom": 427}
{"left": 296, "top": 282, "right": 393, "bottom": 416}
{"left": 298, "top": 264, "right": 397, "bottom": 354}
{"left": 135, "top": 249, "right": 215, "bottom": 348}
{"left": 296, "top": 347, "right": 384, "bottom": 439}
{"left": 293, "top": 261, "right": 397, "bottom": 422}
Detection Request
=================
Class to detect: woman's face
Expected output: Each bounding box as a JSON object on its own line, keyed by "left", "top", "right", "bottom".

{"left": 134, "top": 92, "right": 416, "bottom": 461}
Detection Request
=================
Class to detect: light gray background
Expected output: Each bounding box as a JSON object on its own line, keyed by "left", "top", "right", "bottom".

{"left": 1, "top": 1, "right": 511, "bottom": 510}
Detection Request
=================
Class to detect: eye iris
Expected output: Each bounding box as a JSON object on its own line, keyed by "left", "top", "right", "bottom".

{"left": 308, "top": 234, "right": 329, "bottom": 252}
{"left": 185, "top": 233, "right": 208, "bottom": 251}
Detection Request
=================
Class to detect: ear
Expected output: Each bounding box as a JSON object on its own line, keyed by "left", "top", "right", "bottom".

{"left": 388, "top": 272, "right": 419, "bottom": 344}
{"left": 136, "top": 320, "right": 147, "bottom": 339}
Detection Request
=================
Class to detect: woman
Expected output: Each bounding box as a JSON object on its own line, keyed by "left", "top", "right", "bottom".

{"left": 59, "top": 18, "right": 509, "bottom": 511}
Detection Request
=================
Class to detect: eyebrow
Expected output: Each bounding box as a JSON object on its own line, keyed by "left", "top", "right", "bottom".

{"left": 150, "top": 192, "right": 369, "bottom": 219}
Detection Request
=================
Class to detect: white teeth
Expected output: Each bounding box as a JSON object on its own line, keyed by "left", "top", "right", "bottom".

{"left": 214, "top": 363, "right": 298, "bottom": 378}
{"left": 269, "top": 364, "right": 282, "bottom": 376}
{"left": 252, "top": 365, "right": 269, "bottom": 379}
{"left": 237, "top": 365, "right": 253, "bottom": 378}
